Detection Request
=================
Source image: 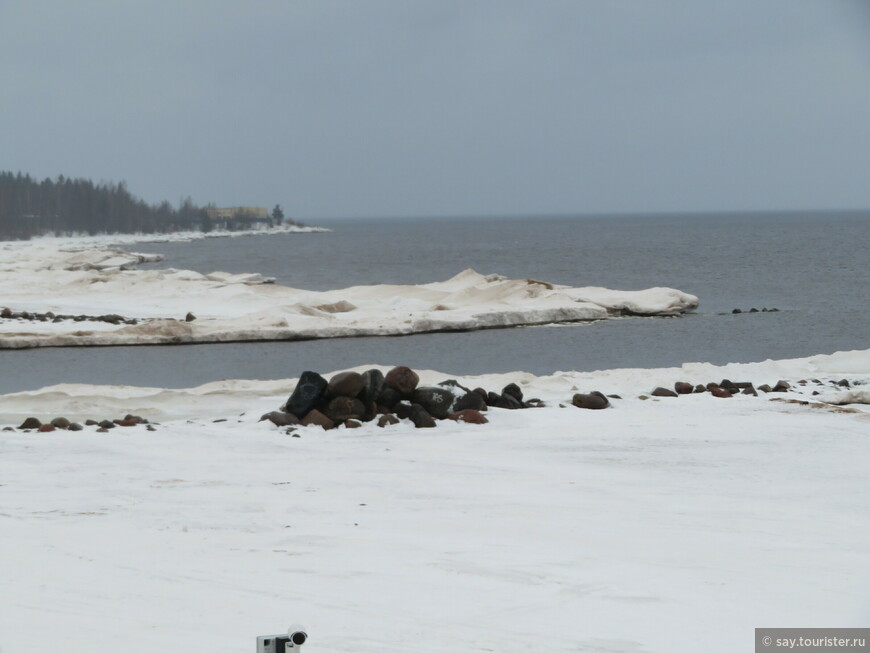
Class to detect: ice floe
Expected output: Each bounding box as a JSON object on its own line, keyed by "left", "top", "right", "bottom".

{"left": 0, "top": 242, "right": 699, "bottom": 348}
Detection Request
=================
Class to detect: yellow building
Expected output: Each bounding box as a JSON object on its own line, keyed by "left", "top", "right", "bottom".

{"left": 205, "top": 207, "right": 269, "bottom": 221}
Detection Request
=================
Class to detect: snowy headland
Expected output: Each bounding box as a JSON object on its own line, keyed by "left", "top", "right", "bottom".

{"left": 1, "top": 350, "right": 868, "bottom": 653}
{"left": 0, "top": 239, "right": 698, "bottom": 349}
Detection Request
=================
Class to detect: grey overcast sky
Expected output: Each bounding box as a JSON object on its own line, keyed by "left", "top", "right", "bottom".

{"left": 2, "top": 1, "right": 870, "bottom": 218}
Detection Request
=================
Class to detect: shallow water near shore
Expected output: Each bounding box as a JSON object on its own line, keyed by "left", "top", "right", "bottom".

{"left": 2, "top": 211, "right": 867, "bottom": 393}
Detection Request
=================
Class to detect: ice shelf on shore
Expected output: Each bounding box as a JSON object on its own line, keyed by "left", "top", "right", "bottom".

{"left": 0, "top": 348, "right": 867, "bottom": 423}
{"left": 0, "top": 351, "right": 868, "bottom": 653}
{"left": 0, "top": 241, "right": 699, "bottom": 348}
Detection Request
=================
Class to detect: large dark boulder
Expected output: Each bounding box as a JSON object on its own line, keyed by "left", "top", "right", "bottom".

{"left": 709, "top": 386, "right": 733, "bottom": 398}
{"left": 674, "top": 382, "right": 694, "bottom": 395}
{"left": 19, "top": 417, "right": 41, "bottom": 429}
{"left": 377, "top": 387, "right": 402, "bottom": 411}
{"left": 325, "top": 371, "right": 365, "bottom": 398}
{"left": 325, "top": 396, "right": 366, "bottom": 423}
{"left": 394, "top": 401, "right": 414, "bottom": 420}
{"left": 499, "top": 393, "right": 524, "bottom": 410}
{"left": 651, "top": 387, "right": 678, "bottom": 397}
{"left": 502, "top": 383, "right": 523, "bottom": 403}
{"left": 284, "top": 371, "right": 328, "bottom": 418}
{"left": 384, "top": 366, "right": 420, "bottom": 396}
{"left": 409, "top": 404, "right": 437, "bottom": 428}
{"left": 453, "top": 391, "right": 487, "bottom": 413}
{"left": 572, "top": 392, "right": 610, "bottom": 410}
{"left": 411, "top": 386, "right": 455, "bottom": 419}
{"left": 360, "top": 369, "right": 385, "bottom": 402}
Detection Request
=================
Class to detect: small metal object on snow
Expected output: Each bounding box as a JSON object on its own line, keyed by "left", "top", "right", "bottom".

{"left": 257, "top": 624, "right": 308, "bottom": 652}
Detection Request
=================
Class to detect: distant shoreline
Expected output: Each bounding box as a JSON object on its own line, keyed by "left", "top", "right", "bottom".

{"left": 2, "top": 223, "right": 331, "bottom": 247}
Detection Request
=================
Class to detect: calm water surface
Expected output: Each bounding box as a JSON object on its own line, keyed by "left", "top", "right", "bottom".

{"left": 2, "top": 212, "right": 867, "bottom": 393}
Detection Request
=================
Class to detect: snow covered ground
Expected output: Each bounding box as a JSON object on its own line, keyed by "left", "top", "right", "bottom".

{"left": 0, "top": 241, "right": 698, "bottom": 348}
{"left": 1, "top": 351, "right": 868, "bottom": 653}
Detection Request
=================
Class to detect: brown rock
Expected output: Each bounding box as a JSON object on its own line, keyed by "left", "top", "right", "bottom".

{"left": 325, "top": 371, "right": 365, "bottom": 398}
{"left": 113, "top": 419, "right": 139, "bottom": 427}
{"left": 384, "top": 366, "right": 419, "bottom": 396}
{"left": 50, "top": 417, "right": 71, "bottom": 429}
{"left": 448, "top": 409, "right": 489, "bottom": 424}
{"left": 377, "top": 414, "right": 400, "bottom": 427}
{"left": 325, "top": 396, "right": 366, "bottom": 422}
{"left": 693, "top": 384, "right": 707, "bottom": 393}
{"left": 38, "top": 424, "right": 56, "bottom": 432}
{"left": 260, "top": 411, "right": 301, "bottom": 427}
{"left": 343, "top": 419, "right": 363, "bottom": 429}
{"left": 709, "top": 386, "right": 733, "bottom": 398}
{"left": 674, "top": 382, "right": 694, "bottom": 395}
{"left": 185, "top": 312, "right": 196, "bottom": 322}
{"left": 772, "top": 380, "right": 791, "bottom": 392}
{"left": 19, "top": 417, "right": 42, "bottom": 429}
{"left": 572, "top": 392, "right": 610, "bottom": 410}
{"left": 302, "top": 409, "right": 335, "bottom": 430}
{"left": 651, "top": 387, "right": 678, "bottom": 398}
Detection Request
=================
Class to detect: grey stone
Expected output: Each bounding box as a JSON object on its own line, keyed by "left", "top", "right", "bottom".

{"left": 410, "top": 404, "right": 437, "bottom": 428}
{"left": 411, "top": 386, "right": 455, "bottom": 419}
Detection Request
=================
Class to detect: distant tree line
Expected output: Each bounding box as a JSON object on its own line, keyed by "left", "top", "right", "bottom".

{"left": 0, "top": 171, "right": 295, "bottom": 240}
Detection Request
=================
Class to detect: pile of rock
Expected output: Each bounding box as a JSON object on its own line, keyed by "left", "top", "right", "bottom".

{"left": 6, "top": 414, "right": 154, "bottom": 433}
{"left": 260, "top": 365, "right": 547, "bottom": 430}
{"left": 731, "top": 307, "right": 779, "bottom": 314}
{"left": 0, "top": 307, "right": 139, "bottom": 326}
{"left": 645, "top": 378, "right": 794, "bottom": 399}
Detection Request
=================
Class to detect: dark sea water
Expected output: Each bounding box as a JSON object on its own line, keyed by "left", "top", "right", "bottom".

{"left": 2, "top": 212, "right": 868, "bottom": 393}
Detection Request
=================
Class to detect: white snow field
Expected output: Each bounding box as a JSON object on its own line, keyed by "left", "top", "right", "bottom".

{"left": 1, "top": 351, "right": 868, "bottom": 653}
{"left": 0, "top": 241, "right": 698, "bottom": 348}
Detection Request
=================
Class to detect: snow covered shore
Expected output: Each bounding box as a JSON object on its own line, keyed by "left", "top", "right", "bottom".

{"left": 20, "top": 222, "right": 331, "bottom": 247}
{"left": 1, "top": 351, "right": 868, "bottom": 653}
{"left": 0, "top": 241, "right": 699, "bottom": 349}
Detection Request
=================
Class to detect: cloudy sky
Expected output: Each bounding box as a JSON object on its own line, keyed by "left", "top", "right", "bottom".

{"left": 2, "top": 1, "right": 870, "bottom": 218}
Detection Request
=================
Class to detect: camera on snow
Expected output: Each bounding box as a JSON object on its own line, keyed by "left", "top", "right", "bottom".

{"left": 256, "top": 624, "right": 308, "bottom": 652}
